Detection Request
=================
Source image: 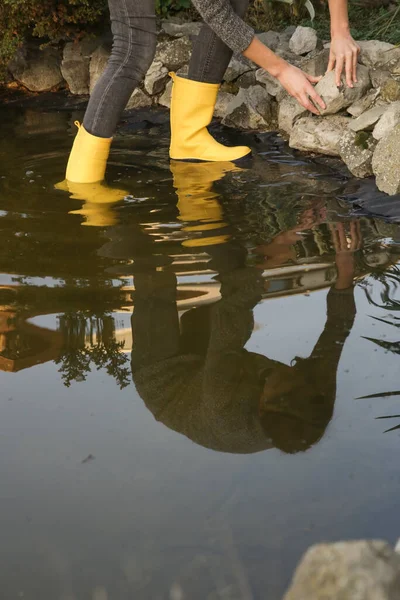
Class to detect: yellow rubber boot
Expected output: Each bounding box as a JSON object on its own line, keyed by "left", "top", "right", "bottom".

{"left": 56, "top": 122, "right": 128, "bottom": 226}
{"left": 169, "top": 73, "right": 251, "bottom": 163}
{"left": 171, "top": 161, "right": 242, "bottom": 247}
{"left": 66, "top": 121, "right": 112, "bottom": 183}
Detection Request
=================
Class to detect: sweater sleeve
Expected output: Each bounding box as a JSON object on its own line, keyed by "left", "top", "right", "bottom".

{"left": 191, "top": 0, "right": 255, "bottom": 54}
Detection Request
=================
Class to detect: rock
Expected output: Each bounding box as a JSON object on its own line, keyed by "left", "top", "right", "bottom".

{"left": 89, "top": 45, "right": 111, "bottom": 93}
{"left": 61, "top": 39, "right": 99, "bottom": 95}
{"left": 222, "top": 85, "right": 274, "bottom": 131}
{"left": 347, "top": 88, "right": 380, "bottom": 117}
{"left": 275, "top": 47, "right": 303, "bottom": 68}
{"left": 289, "top": 115, "right": 351, "bottom": 156}
{"left": 214, "top": 91, "right": 236, "bottom": 119}
{"left": 255, "top": 68, "right": 284, "bottom": 97}
{"left": 381, "top": 79, "right": 400, "bottom": 102}
{"left": 9, "top": 46, "right": 63, "bottom": 92}
{"left": 161, "top": 20, "right": 201, "bottom": 38}
{"left": 144, "top": 60, "right": 169, "bottom": 95}
{"left": 224, "top": 56, "right": 252, "bottom": 83}
{"left": 373, "top": 125, "right": 400, "bottom": 195}
{"left": 236, "top": 70, "right": 257, "bottom": 89}
{"left": 373, "top": 101, "right": 400, "bottom": 140}
{"left": 370, "top": 69, "right": 394, "bottom": 89}
{"left": 289, "top": 26, "right": 319, "bottom": 56}
{"left": 126, "top": 88, "right": 152, "bottom": 110}
{"left": 158, "top": 79, "right": 172, "bottom": 108}
{"left": 349, "top": 105, "right": 387, "bottom": 132}
{"left": 301, "top": 48, "right": 330, "bottom": 77}
{"left": 315, "top": 65, "right": 371, "bottom": 115}
{"left": 154, "top": 37, "right": 191, "bottom": 71}
{"left": 339, "top": 130, "right": 377, "bottom": 177}
{"left": 284, "top": 541, "right": 400, "bottom": 600}
{"left": 278, "top": 96, "right": 306, "bottom": 136}
{"left": 257, "top": 30, "right": 281, "bottom": 52}
{"left": 358, "top": 40, "right": 395, "bottom": 67}
{"left": 376, "top": 46, "right": 400, "bottom": 74}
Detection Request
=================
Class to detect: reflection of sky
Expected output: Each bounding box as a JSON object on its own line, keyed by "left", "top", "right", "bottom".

{"left": 1, "top": 285, "right": 400, "bottom": 598}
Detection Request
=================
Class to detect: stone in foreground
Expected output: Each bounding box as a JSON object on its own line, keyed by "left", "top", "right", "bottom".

{"left": 290, "top": 115, "right": 350, "bottom": 156}
{"left": 161, "top": 20, "right": 201, "bottom": 38}
{"left": 373, "top": 101, "right": 400, "bottom": 140}
{"left": 289, "top": 26, "right": 318, "bottom": 56}
{"left": 61, "top": 40, "right": 99, "bottom": 95}
{"left": 315, "top": 66, "right": 371, "bottom": 115}
{"left": 154, "top": 37, "right": 191, "bottom": 71}
{"left": 255, "top": 68, "right": 284, "bottom": 97}
{"left": 222, "top": 86, "right": 273, "bottom": 131}
{"left": 349, "top": 105, "right": 387, "bottom": 132}
{"left": 126, "top": 88, "right": 152, "bottom": 110}
{"left": 284, "top": 540, "right": 400, "bottom": 600}
{"left": 9, "top": 47, "right": 63, "bottom": 92}
{"left": 89, "top": 45, "right": 111, "bottom": 93}
{"left": 358, "top": 40, "right": 395, "bottom": 68}
{"left": 373, "top": 125, "right": 400, "bottom": 195}
{"left": 278, "top": 96, "right": 306, "bottom": 136}
{"left": 339, "top": 130, "right": 376, "bottom": 178}
{"left": 144, "top": 60, "right": 169, "bottom": 95}
{"left": 347, "top": 88, "right": 380, "bottom": 118}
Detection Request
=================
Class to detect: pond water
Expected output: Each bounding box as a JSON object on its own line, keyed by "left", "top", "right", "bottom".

{"left": 1, "top": 98, "right": 400, "bottom": 600}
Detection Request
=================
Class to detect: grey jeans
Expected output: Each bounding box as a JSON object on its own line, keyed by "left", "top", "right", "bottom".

{"left": 83, "top": 0, "right": 249, "bottom": 138}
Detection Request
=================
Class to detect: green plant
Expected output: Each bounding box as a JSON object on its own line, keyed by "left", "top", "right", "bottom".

{"left": 0, "top": 0, "right": 108, "bottom": 79}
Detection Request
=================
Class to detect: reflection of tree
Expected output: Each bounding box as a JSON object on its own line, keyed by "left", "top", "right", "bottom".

{"left": 55, "top": 312, "right": 130, "bottom": 389}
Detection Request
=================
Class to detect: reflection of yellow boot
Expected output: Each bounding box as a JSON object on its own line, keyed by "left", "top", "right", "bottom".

{"left": 55, "top": 180, "right": 127, "bottom": 227}
{"left": 169, "top": 73, "right": 251, "bottom": 163}
{"left": 171, "top": 161, "right": 241, "bottom": 247}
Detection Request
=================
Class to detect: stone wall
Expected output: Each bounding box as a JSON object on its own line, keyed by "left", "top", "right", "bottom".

{"left": 6, "top": 21, "right": 400, "bottom": 195}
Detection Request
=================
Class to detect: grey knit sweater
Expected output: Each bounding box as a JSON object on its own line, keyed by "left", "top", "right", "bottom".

{"left": 192, "top": 0, "right": 255, "bottom": 54}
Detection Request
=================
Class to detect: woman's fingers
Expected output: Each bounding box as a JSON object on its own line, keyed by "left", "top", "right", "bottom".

{"left": 327, "top": 54, "right": 335, "bottom": 73}
{"left": 306, "top": 73, "right": 322, "bottom": 84}
{"left": 307, "top": 84, "right": 326, "bottom": 111}
{"left": 345, "top": 52, "right": 354, "bottom": 88}
{"left": 335, "top": 55, "right": 344, "bottom": 87}
{"left": 299, "top": 93, "right": 320, "bottom": 115}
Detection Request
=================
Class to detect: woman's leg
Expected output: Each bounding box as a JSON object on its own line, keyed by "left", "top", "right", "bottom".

{"left": 188, "top": 0, "right": 250, "bottom": 84}
{"left": 83, "top": 0, "right": 157, "bottom": 139}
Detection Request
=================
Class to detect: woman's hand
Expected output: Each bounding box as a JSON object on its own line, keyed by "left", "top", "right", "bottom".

{"left": 276, "top": 63, "right": 326, "bottom": 115}
{"left": 327, "top": 34, "right": 361, "bottom": 88}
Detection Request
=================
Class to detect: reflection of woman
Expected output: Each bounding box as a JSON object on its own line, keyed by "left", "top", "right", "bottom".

{"left": 131, "top": 223, "right": 358, "bottom": 454}
{"left": 63, "top": 0, "right": 358, "bottom": 186}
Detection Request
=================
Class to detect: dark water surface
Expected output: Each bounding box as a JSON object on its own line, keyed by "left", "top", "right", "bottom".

{"left": 1, "top": 100, "right": 400, "bottom": 600}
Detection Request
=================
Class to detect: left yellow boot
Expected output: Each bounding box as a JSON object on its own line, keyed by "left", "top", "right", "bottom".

{"left": 169, "top": 73, "right": 251, "bottom": 163}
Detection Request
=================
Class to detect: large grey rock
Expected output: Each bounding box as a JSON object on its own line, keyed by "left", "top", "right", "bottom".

{"left": 358, "top": 40, "right": 395, "bottom": 68}
{"left": 284, "top": 541, "right": 400, "bottom": 600}
{"left": 61, "top": 39, "right": 99, "bottom": 95}
{"left": 9, "top": 46, "right": 63, "bottom": 92}
{"left": 349, "top": 105, "right": 387, "bottom": 132}
{"left": 339, "top": 130, "right": 377, "bottom": 177}
{"left": 373, "top": 101, "right": 400, "bottom": 140}
{"left": 370, "top": 69, "right": 394, "bottom": 89}
{"left": 236, "top": 70, "right": 257, "bottom": 89}
{"left": 255, "top": 68, "right": 284, "bottom": 97}
{"left": 224, "top": 56, "right": 252, "bottom": 83}
{"left": 214, "top": 91, "right": 236, "bottom": 119}
{"left": 376, "top": 46, "right": 400, "bottom": 74}
{"left": 289, "top": 115, "right": 351, "bottom": 156}
{"left": 347, "top": 88, "right": 380, "bottom": 117}
{"left": 161, "top": 20, "right": 201, "bottom": 38}
{"left": 126, "top": 88, "right": 152, "bottom": 110}
{"left": 381, "top": 79, "right": 400, "bottom": 102}
{"left": 222, "top": 85, "right": 274, "bottom": 131}
{"left": 144, "top": 60, "right": 169, "bottom": 95}
{"left": 154, "top": 37, "right": 191, "bottom": 71}
{"left": 278, "top": 96, "right": 306, "bottom": 136}
{"left": 158, "top": 79, "right": 172, "bottom": 108}
{"left": 257, "top": 30, "right": 280, "bottom": 52}
{"left": 314, "top": 65, "right": 371, "bottom": 115}
{"left": 373, "top": 125, "right": 400, "bottom": 195}
{"left": 289, "top": 26, "right": 318, "bottom": 56}
{"left": 301, "top": 48, "right": 330, "bottom": 77}
{"left": 89, "top": 45, "right": 111, "bottom": 93}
